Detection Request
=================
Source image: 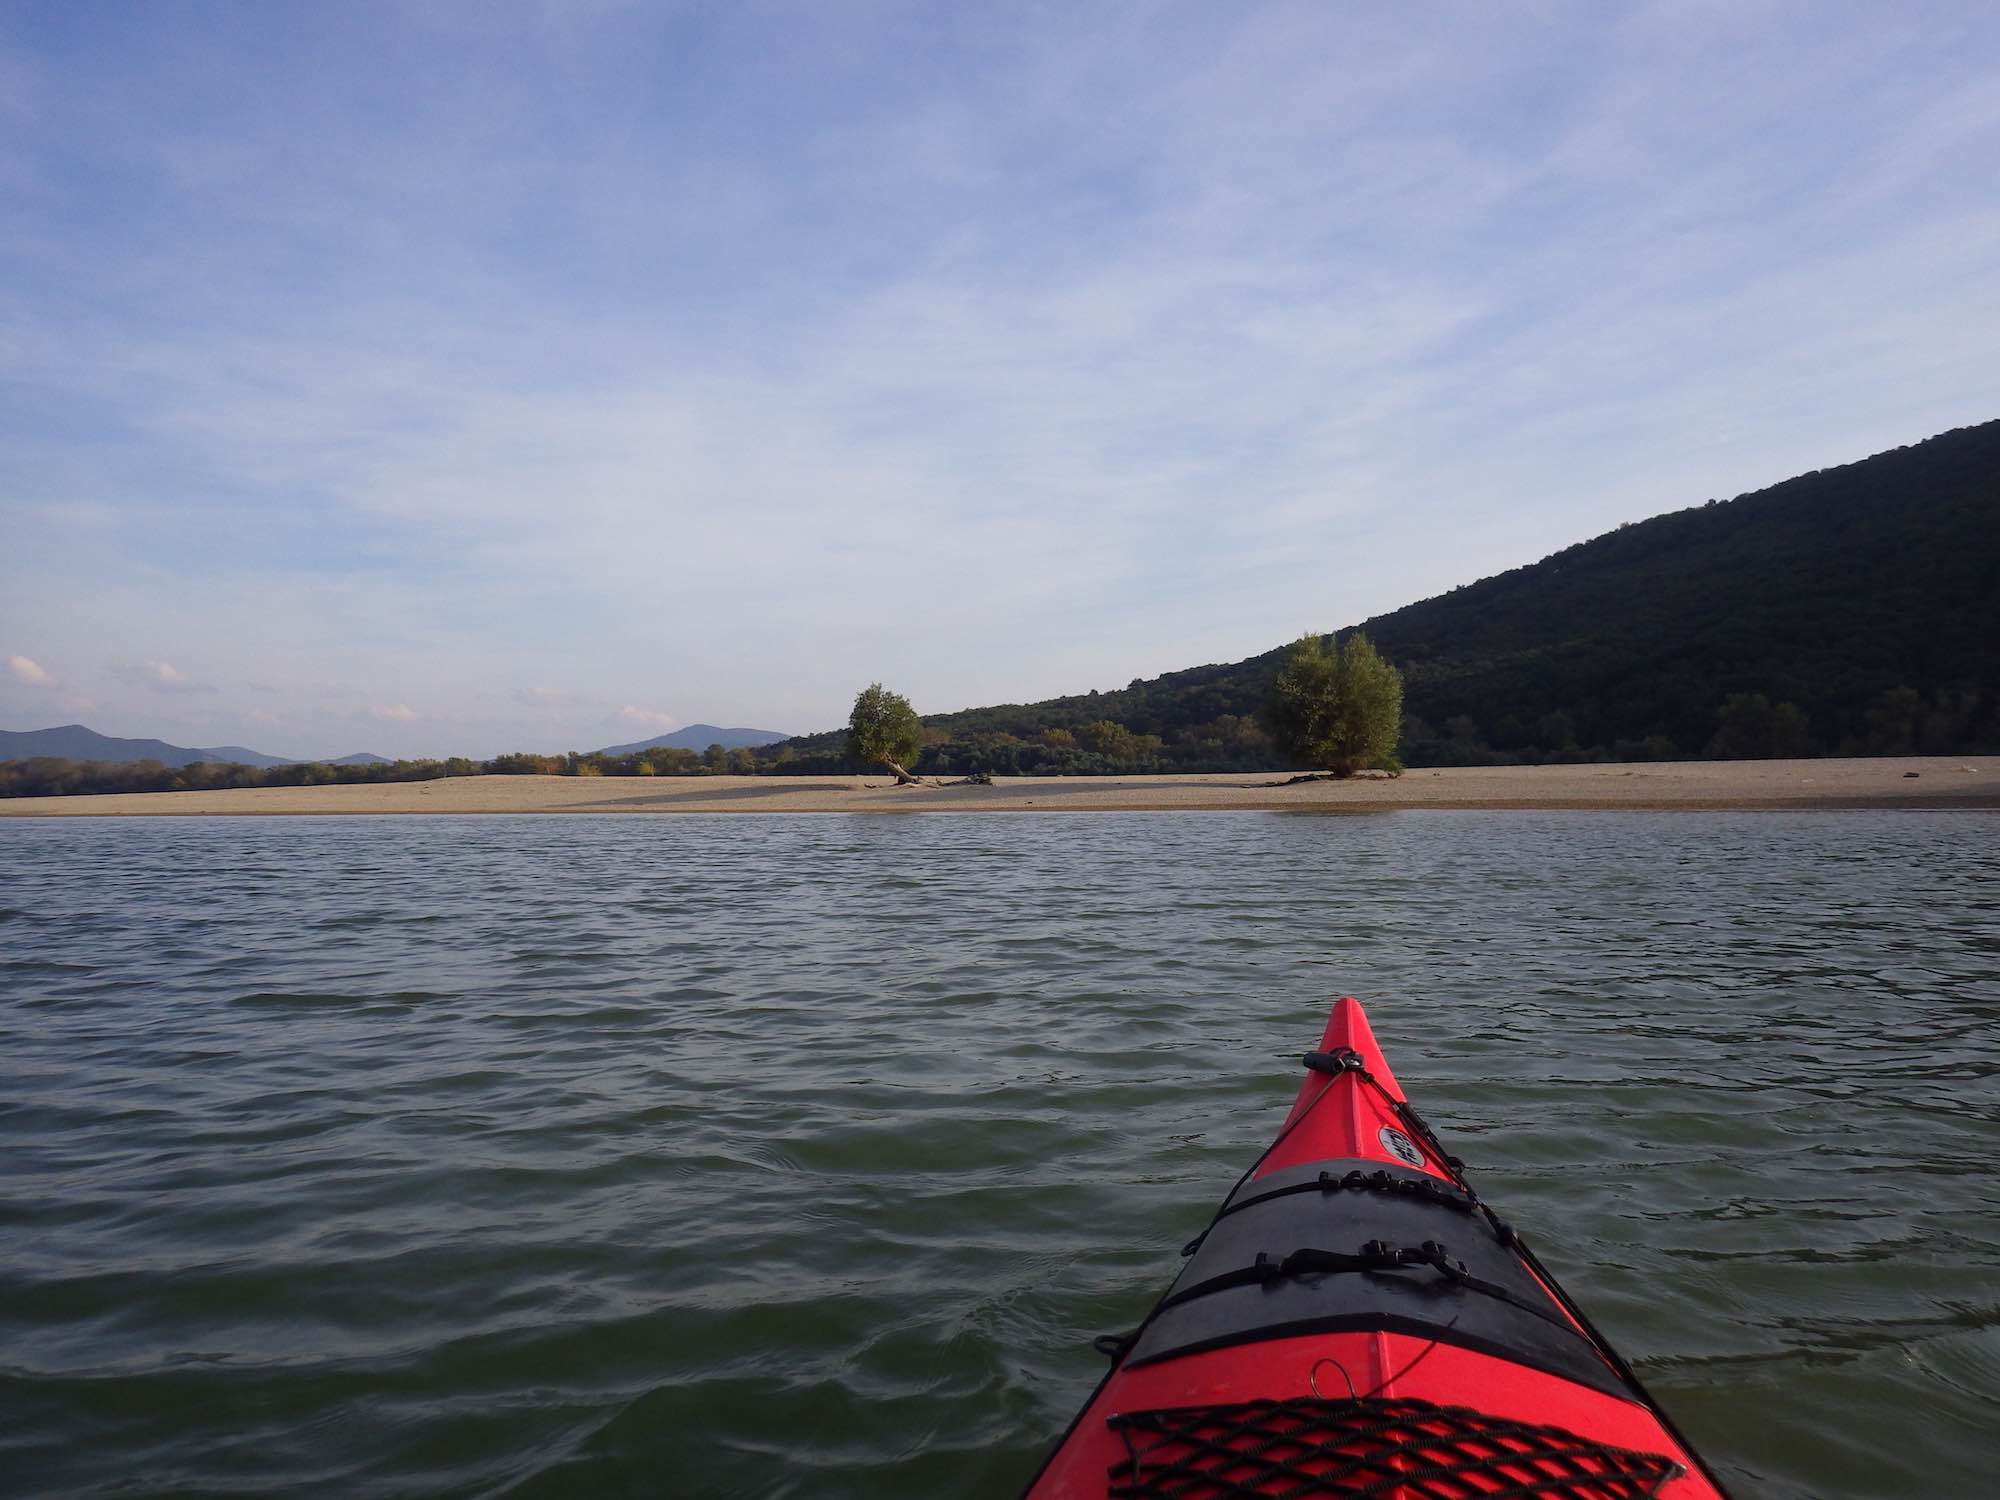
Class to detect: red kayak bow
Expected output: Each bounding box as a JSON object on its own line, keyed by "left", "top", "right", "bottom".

{"left": 1021, "top": 997, "right": 1731, "bottom": 1499}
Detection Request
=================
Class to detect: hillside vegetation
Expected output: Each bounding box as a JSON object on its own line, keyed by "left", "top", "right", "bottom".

{"left": 762, "top": 419, "right": 2000, "bottom": 774}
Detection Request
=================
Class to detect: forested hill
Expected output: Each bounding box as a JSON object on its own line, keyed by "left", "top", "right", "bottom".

{"left": 769, "top": 418, "right": 2000, "bottom": 773}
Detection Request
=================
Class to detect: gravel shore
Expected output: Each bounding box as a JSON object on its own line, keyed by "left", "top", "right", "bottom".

{"left": 2, "top": 757, "right": 1993, "bottom": 816}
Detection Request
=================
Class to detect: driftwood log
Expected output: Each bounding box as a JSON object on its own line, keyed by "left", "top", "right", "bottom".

{"left": 1254, "top": 768, "right": 1403, "bottom": 787}
{"left": 864, "top": 767, "right": 995, "bottom": 788}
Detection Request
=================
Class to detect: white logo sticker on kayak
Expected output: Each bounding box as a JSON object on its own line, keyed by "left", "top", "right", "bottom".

{"left": 1379, "top": 1126, "right": 1425, "bottom": 1167}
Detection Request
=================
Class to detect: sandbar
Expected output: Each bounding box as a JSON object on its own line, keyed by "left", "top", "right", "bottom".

{"left": 0, "top": 758, "right": 1993, "bottom": 816}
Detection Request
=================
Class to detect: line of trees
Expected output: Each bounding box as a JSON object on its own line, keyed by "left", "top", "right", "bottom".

{"left": 764, "top": 670, "right": 1974, "bottom": 779}
{"left": 770, "top": 672, "right": 1992, "bottom": 778}
{"left": 0, "top": 741, "right": 767, "bottom": 799}
{"left": 838, "top": 636, "right": 1404, "bottom": 787}
{"left": 3, "top": 640, "right": 1405, "bottom": 802}
{"left": 6, "top": 671, "right": 1977, "bottom": 801}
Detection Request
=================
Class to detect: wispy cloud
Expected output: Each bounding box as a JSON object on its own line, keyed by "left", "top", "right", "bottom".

{"left": 114, "top": 660, "right": 215, "bottom": 694}
{"left": 7, "top": 654, "right": 57, "bottom": 687}
{"left": 2, "top": 4, "right": 1997, "bottom": 753}
{"left": 371, "top": 703, "right": 418, "bottom": 722}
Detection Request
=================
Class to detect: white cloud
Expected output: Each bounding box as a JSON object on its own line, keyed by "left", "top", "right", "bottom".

{"left": 371, "top": 702, "right": 418, "bottom": 721}
{"left": 6, "top": 654, "right": 55, "bottom": 687}
{"left": 616, "top": 705, "right": 675, "bottom": 730}
{"left": 5, "top": 5, "right": 2000, "bottom": 750}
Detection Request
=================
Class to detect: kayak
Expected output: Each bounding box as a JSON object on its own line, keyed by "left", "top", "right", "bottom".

{"left": 1020, "top": 997, "right": 1732, "bottom": 1499}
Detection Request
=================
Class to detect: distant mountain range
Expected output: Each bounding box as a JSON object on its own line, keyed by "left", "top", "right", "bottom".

{"left": 0, "top": 721, "right": 789, "bottom": 768}
{"left": 0, "top": 725, "right": 389, "bottom": 769}
{"left": 594, "top": 724, "right": 790, "bottom": 755}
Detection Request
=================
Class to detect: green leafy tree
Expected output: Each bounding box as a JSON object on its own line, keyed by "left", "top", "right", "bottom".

{"left": 643, "top": 746, "right": 699, "bottom": 775}
{"left": 848, "top": 683, "right": 925, "bottom": 783}
{"left": 1264, "top": 631, "right": 1405, "bottom": 776}
{"left": 1076, "top": 719, "right": 1138, "bottom": 758}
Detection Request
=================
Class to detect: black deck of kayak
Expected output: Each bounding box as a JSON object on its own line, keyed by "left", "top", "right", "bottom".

{"left": 1121, "top": 1156, "right": 1635, "bottom": 1402}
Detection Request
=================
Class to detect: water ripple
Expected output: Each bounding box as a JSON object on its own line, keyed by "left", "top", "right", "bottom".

{"left": 0, "top": 810, "right": 1995, "bottom": 1498}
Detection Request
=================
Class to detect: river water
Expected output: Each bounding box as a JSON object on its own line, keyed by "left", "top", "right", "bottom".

{"left": 1, "top": 811, "right": 1995, "bottom": 1499}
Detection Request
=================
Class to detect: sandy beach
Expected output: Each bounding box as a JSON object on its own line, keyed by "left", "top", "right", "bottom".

{"left": 1, "top": 757, "right": 1993, "bottom": 816}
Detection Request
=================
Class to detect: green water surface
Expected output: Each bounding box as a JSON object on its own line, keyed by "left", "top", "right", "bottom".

{"left": 2, "top": 811, "right": 1994, "bottom": 1498}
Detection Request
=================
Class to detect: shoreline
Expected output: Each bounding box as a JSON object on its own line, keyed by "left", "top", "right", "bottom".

{"left": 0, "top": 757, "right": 1993, "bottom": 816}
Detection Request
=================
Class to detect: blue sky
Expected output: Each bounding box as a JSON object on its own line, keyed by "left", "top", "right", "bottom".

{"left": 4, "top": 1, "right": 1998, "bottom": 757}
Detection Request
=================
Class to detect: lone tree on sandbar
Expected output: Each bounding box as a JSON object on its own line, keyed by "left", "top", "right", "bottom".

{"left": 848, "top": 683, "right": 925, "bottom": 784}
{"left": 1264, "top": 631, "right": 1404, "bottom": 777}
